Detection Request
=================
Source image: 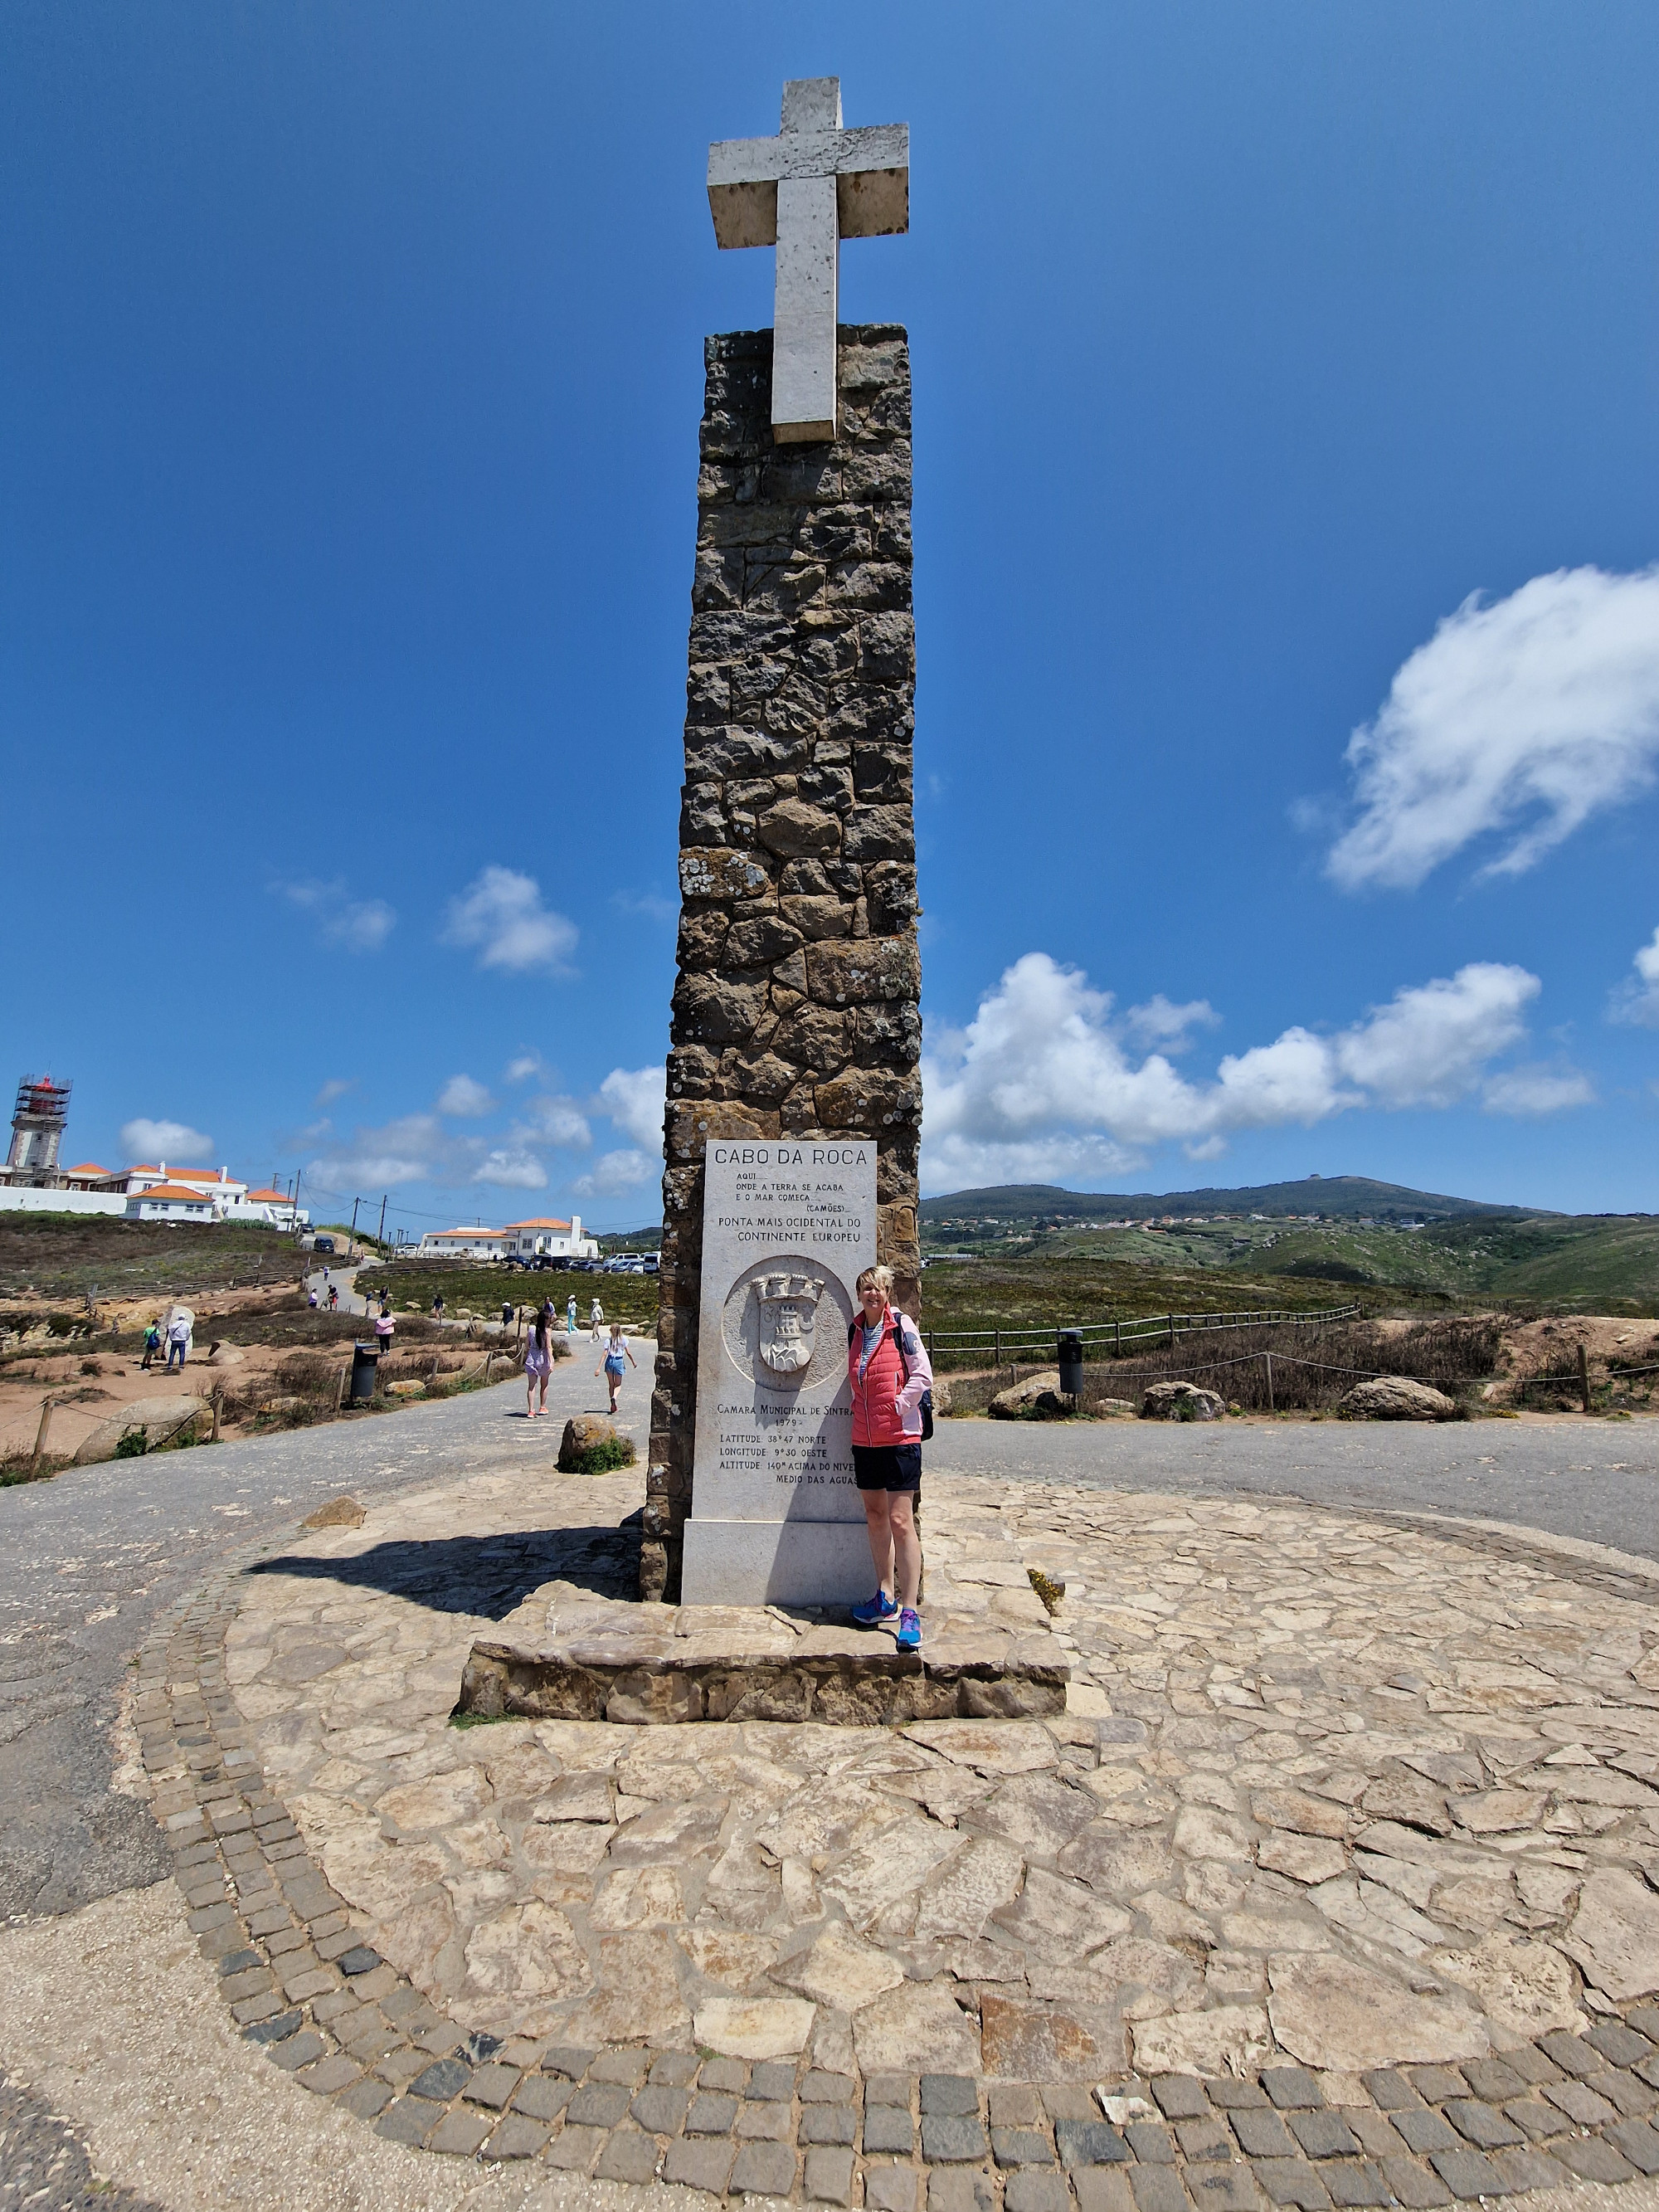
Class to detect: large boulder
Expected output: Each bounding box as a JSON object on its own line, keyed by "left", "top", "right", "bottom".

{"left": 1141, "top": 1381, "right": 1224, "bottom": 1422}
{"left": 558, "top": 1413, "right": 620, "bottom": 1470}
{"left": 1338, "top": 1376, "right": 1461, "bottom": 1421}
{"left": 207, "top": 1342, "right": 247, "bottom": 1368}
{"left": 989, "top": 1371, "right": 1070, "bottom": 1420}
{"left": 75, "top": 1395, "right": 211, "bottom": 1464}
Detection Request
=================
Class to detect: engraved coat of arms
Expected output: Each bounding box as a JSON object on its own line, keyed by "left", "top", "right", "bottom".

{"left": 754, "top": 1269, "right": 825, "bottom": 1376}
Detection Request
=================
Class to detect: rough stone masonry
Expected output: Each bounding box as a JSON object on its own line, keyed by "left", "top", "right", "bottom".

{"left": 642, "top": 324, "right": 922, "bottom": 1602}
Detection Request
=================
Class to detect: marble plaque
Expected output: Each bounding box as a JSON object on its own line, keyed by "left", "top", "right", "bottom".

{"left": 683, "top": 1140, "right": 876, "bottom": 1601}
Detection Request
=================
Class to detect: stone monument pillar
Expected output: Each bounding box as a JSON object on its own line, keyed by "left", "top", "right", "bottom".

{"left": 641, "top": 324, "right": 922, "bottom": 1602}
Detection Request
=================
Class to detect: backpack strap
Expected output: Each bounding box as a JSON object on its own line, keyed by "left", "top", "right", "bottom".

{"left": 891, "top": 1317, "right": 910, "bottom": 1386}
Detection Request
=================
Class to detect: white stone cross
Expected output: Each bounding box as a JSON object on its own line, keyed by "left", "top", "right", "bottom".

{"left": 708, "top": 78, "right": 908, "bottom": 444}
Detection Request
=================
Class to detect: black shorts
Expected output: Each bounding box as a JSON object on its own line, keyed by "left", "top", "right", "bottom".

{"left": 854, "top": 1443, "right": 922, "bottom": 1493}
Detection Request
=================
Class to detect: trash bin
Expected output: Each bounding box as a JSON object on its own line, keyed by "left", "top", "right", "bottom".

{"left": 349, "top": 1342, "right": 380, "bottom": 1405}
{"left": 1058, "top": 1328, "right": 1084, "bottom": 1399}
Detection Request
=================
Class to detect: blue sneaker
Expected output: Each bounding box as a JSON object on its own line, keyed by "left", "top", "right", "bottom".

{"left": 852, "top": 1591, "right": 898, "bottom": 1627}
{"left": 895, "top": 1607, "right": 922, "bottom": 1652}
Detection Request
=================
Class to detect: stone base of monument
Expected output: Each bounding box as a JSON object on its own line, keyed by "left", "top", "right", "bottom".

{"left": 455, "top": 1600, "right": 1067, "bottom": 1727}
{"left": 679, "top": 1515, "right": 874, "bottom": 1607}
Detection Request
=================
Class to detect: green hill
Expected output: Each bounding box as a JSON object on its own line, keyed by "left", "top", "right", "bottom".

{"left": 921, "top": 1175, "right": 1537, "bottom": 1230}
{"left": 919, "top": 1180, "right": 1659, "bottom": 1315}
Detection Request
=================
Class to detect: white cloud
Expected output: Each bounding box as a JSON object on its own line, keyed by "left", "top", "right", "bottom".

{"left": 920, "top": 952, "right": 1572, "bottom": 1191}
{"left": 1121, "top": 996, "right": 1220, "bottom": 1052}
{"left": 1609, "top": 927, "right": 1659, "bottom": 1028}
{"left": 598, "top": 1065, "right": 666, "bottom": 1152}
{"left": 573, "top": 1148, "right": 657, "bottom": 1198}
{"left": 1327, "top": 566, "right": 1659, "bottom": 891}
{"left": 473, "top": 1147, "right": 547, "bottom": 1190}
{"left": 120, "top": 1117, "right": 214, "bottom": 1163}
{"left": 437, "top": 1074, "right": 494, "bottom": 1118}
{"left": 307, "top": 1115, "right": 453, "bottom": 1188}
{"left": 522, "top": 1095, "right": 592, "bottom": 1147}
{"left": 281, "top": 879, "right": 397, "bottom": 952}
{"left": 442, "top": 866, "right": 577, "bottom": 976}
{"left": 314, "top": 1077, "right": 354, "bottom": 1106}
{"left": 1331, "top": 964, "right": 1536, "bottom": 1107}
{"left": 505, "top": 1053, "right": 545, "bottom": 1083}
{"left": 1481, "top": 1065, "right": 1595, "bottom": 1115}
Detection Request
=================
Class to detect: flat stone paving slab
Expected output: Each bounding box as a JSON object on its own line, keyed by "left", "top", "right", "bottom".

{"left": 127, "top": 1461, "right": 1659, "bottom": 2205}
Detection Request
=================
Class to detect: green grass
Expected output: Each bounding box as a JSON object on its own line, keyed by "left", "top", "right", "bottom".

{"left": 369, "top": 1260, "right": 660, "bottom": 1329}
{"left": 0, "top": 1214, "right": 299, "bottom": 1303}
{"left": 915, "top": 1252, "right": 1403, "bottom": 1353}
{"left": 921, "top": 1215, "right": 1659, "bottom": 1320}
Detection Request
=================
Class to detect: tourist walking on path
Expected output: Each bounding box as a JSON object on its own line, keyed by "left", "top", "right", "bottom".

{"left": 141, "top": 1319, "right": 161, "bottom": 1372}
{"left": 164, "top": 1311, "right": 191, "bottom": 1372}
{"left": 589, "top": 1298, "right": 604, "bottom": 1342}
{"left": 431, "top": 1293, "right": 445, "bottom": 1323}
{"left": 327, "top": 1284, "right": 339, "bottom": 1310}
{"left": 523, "top": 1308, "right": 555, "bottom": 1418}
{"left": 848, "top": 1264, "right": 933, "bottom": 1653}
{"left": 374, "top": 1301, "right": 395, "bottom": 1358}
{"left": 596, "top": 1323, "right": 635, "bottom": 1414}
{"left": 566, "top": 1294, "right": 577, "bottom": 1336}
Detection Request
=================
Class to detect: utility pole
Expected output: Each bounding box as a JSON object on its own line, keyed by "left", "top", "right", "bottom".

{"left": 291, "top": 1167, "right": 304, "bottom": 1244}
{"left": 350, "top": 1195, "right": 361, "bottom": 1259}
{"left": 377, "top": 1193, "right": 387, "bottom": 1247}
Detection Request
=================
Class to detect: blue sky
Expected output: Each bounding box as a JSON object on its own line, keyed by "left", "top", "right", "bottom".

{"left": 5, "top": 2, "right": 1658, "bottom": 1234}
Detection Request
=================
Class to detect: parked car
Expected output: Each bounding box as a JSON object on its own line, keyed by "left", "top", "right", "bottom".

{"left": 312, "top": 1235, "right": 336, "bottom": 1255}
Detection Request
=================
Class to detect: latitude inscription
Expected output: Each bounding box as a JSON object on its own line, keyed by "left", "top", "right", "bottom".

{"left": 708, "top": 77, "right": 909, "bottom": 441}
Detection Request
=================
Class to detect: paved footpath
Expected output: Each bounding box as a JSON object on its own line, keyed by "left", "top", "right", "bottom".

{"left": 0, "top": 1350, "right": 627, "bottom": 1922}
{"left": 927, "top": 1420, "right": 1659, "bottom": 1570}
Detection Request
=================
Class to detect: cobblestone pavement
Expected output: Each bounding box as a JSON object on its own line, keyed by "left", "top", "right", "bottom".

{"left": 119, "top": 1464, "right": 1659, "bottom": 2208}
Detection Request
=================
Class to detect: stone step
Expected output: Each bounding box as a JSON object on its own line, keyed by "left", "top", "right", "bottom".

{"left": 455, "top": 1609, "right": 1068, "bottom": 1726}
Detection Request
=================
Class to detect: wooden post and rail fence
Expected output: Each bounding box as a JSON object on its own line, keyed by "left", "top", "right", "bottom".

{"left": 922, "top": 1302, "right": 1365, "bottom": 1376}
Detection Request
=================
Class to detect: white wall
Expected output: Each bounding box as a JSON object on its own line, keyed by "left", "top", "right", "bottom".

{"left": 0, "top": 1186, "right": 127, "bottom": 1218}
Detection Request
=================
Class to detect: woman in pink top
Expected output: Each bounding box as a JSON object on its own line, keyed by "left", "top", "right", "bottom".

{"left": 846, "top": 1264, "right": 933, "bottom": 1654}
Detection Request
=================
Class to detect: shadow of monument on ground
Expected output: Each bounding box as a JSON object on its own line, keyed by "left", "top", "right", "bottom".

{"left": 246, "top": 1513, "right": 643, "bottom": 1617}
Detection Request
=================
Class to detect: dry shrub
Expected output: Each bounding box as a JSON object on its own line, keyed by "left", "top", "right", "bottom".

{"left": 941, "top": 1318, "right": 1503, "bottom": 1418}
{"left": 1077, "top": 1317, "right": 1501, "bottom": 1415}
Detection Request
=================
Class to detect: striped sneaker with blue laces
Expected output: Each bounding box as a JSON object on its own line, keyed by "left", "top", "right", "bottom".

{"left": 852, "top": 1591, "right": 898, "bottom": 1627}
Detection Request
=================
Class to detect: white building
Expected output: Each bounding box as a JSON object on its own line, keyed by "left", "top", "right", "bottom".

{"left": 127, "top": 1182, "right": 220, "bottom": 1223}
{"left": 417, "top": 1215, "right": 598, "bottom": 1260}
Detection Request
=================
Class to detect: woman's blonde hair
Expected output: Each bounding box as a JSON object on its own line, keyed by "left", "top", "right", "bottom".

{"left": 854, "top": 1264, "right": 894, "bottom": 1298}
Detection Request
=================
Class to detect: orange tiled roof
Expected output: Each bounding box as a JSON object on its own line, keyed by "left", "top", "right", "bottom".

{"left": 64, "top": 1162, "right": 109, "bottom": 1177}
{"left": 244, "top": 1187, "right": 289, "bottom": 1202}
{"left": 139, "top": 1184, "right": 216, "bottom": 1203}
{"left": 504, "top": 1218, "right": 573, "bottom": 1230}
{"left": 430, "top": 1226, "right": 505, "bottom": 1238}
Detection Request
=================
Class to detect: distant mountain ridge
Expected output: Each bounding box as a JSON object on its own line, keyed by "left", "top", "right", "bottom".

{"left": 919, "top": 1175, "right": 1545, "bottom": 1226}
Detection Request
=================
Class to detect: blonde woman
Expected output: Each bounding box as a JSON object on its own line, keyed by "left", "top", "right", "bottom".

{"left": 596, "top": 1321, "right": 636, "bottom": 1413}
{"left": 847, "top": 1264, "right": 933, "bottom": 1654}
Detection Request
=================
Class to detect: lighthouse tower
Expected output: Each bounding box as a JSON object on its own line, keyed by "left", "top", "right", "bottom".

{"left": 5, "top": 1074, "right": 72, "bottom": 1188}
